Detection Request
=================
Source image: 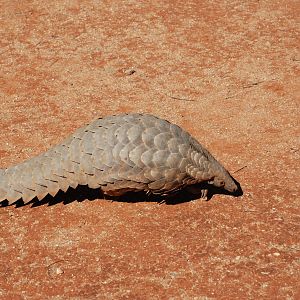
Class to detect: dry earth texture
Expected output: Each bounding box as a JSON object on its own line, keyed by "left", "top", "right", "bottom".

{"left": 0, "top": 0, "right": 299, "bottom": 299}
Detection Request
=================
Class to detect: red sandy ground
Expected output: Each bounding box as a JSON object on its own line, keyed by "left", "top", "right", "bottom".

{"left": 0, "top": 0, "right": 299, "bottom": 299}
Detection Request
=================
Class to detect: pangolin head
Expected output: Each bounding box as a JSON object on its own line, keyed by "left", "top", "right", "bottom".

{"left": 211, "top": 173, "right": 238, "bottom": 193}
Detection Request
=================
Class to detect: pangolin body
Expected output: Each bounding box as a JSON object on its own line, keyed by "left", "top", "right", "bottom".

{"left": 0, "top": 113, "right": 237, "bottom": 205}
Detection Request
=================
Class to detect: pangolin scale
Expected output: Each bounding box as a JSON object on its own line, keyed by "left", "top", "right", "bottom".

{"left": 0, "top": 113, "right": 237, "bottom": 205}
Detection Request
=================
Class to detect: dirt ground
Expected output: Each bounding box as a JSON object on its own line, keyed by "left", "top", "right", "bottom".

{"left": 0, "top": 0, "right": 299, "bottom": 299}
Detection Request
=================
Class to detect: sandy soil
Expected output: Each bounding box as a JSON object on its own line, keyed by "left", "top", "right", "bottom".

{"left": 0, "top": 0, "right": 299, "bottom": 299}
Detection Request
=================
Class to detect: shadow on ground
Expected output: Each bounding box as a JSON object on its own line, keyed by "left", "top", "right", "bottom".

{"left": 1, "top": 179, "right": 243, "bottom": 208}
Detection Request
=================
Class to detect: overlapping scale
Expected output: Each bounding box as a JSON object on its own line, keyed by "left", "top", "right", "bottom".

{"left": 0, "top": 113, "right": 236, "bottom": 205}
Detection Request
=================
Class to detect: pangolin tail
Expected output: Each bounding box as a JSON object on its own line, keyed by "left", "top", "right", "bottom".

{"left": 0, "top": 142, "right": 87, "bottom": 205}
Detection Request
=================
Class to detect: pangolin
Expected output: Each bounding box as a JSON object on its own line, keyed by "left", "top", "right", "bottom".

{"left": 0, "top": 113, "right": 238, "bottom": 205}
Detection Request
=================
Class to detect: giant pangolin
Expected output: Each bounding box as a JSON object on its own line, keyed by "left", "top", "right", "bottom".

{"left": 0, "top": 113, "right": 238, "bottom": 205}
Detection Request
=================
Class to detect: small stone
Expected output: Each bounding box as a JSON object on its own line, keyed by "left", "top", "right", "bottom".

{"left": 261, "top": 271, "right": 270, "bottom": 275}
{"left": 55, "top": 267, "right": 64, "bottom": 275}
{"left": 124, "top": 68, "right": 136, "bottom": 75}
{"left": 48, "top": 264, "right": 65, "bottom": 277}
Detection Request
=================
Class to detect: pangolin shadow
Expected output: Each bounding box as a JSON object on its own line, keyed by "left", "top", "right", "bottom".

{"left": 1, "top": 178, "right": 243, "bottom": 207}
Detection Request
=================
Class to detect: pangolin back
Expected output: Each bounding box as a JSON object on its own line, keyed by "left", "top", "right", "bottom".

{"left": 0, "top": 113, "right": 237, "bottom": 205}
